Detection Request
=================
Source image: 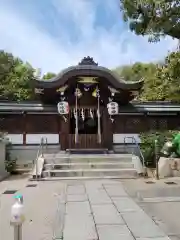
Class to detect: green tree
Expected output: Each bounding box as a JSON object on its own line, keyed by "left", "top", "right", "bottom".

{"left": 0, "top": 51, "right": 14, "bottom": 83}
{"left": 0, "top": 50, "right": 35, "bottom": 101}
{"left": 140, "top": 51, "right": 180, "bottom": 101}
{"left": 119, "top": 62, "right": 156, "bottom": 81}
{"left": 114, "top": 62, "right": 157, "bottom": 82}
{"left": 43, "top": 72, "right": 56, "bottom": 80}
{"left": 114, "top": 57, "right": 180, "bottom": 102}
{"left": 120, "top": 0, "right": 180, "bottom": 41}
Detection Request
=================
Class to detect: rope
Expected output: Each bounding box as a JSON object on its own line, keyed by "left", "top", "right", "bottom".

{"left": 97, "top": 87, "right": 101, "bottom": 143}
{"left": 75, "top": 87, "right": 79, "bottom": 144}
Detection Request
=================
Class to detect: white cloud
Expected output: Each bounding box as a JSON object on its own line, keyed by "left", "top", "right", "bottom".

{"left": 0, "top": 0, "right": 178, "bottom": 75}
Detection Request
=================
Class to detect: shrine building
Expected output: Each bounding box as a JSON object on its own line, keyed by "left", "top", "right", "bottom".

{"left": 0, "top": 57, "right": 180, "bottom": 153}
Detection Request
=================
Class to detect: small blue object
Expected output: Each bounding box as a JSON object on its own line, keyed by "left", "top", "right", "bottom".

{"left": 14, "top": 194, "right": 23, "bottom": 199}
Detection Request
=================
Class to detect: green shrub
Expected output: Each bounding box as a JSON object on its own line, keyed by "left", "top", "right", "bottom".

{"left": 140, "top": 130, "right": 178, "bottom": 167}
{"left": 0, "top": 131, "right": 8, "bottom": 141}
{"left": 5, "top": 159, "right": 17, "bottom": 173}
{"left": 5, "top": 142, "right": 17, "bottom": 173}
{"left": 0, "top": 132, "right": 17, "bottom": 173}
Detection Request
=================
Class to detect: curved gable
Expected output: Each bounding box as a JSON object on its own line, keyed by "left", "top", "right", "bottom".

{"left": 35, "top": 57, "right": 144, "bottom": 91}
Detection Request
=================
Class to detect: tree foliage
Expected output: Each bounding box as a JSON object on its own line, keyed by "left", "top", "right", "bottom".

{"left": 1, "top": 49, "right": 180, "bottom": 103}
{"left": 120, "top": 0, "right": 180, "bottom": 41}
{"left": 114, "top": 51, "right": 180, "bottom": 102}
{"left": 43, "top": 72, "right": 56, "bottom": 80}
{"left": 114, "top": 62, "right": 156, "bottom": 81}
{"left": 0, "top": 50, "right": 59, "bottom": 101}
{"left": 0, "top": 50, "right": 35, "bottom": 101}
{"left": 140, "top": 51, "right": 180, "bottom": 101}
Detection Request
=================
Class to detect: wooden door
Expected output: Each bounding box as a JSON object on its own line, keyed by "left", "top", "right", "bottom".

{"left": 67, "top": 107, "right": 112, "bottom": 149}
{"left": 60, "top": 107, "right": 113, "bottom": 150}
{"left": 68, "top": 134, "right": 103, "bottom": 149}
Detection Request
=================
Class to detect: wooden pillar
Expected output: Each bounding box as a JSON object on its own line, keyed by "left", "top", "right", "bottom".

{"left": 60, "top": 115, "right": 69, "bottom": 150}
{"left": 23, "top": 112, "right": 26, "bottom": 145}
{"left": 102, "top": 107, "right": 113, "bottom": 150}
{"left": 58, "top": 115, "right": 61, "bottom": 146}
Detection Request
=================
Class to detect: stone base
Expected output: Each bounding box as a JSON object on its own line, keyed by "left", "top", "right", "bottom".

{"left": 158, "top": 157, "right": 180, "bottom": 178}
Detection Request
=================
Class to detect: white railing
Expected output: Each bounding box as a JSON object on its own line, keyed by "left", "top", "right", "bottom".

{"left": 124, "top": 136, "right": 145, "bottom": 169}
{"left": 34, "top": 137, "right": 47, "bottom": 179}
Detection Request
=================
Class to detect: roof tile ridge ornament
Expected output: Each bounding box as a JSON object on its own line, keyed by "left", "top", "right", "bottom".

{"left": 78, "top": 56, "right": 98, "bottom": 66}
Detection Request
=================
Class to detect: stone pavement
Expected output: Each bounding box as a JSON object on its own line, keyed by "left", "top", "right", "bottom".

{"left": 122, "top": 178, "right": 180, "bottom": 240}
{"left": 0, "top": 176, "right": 172, "bottom": 240}
{"left": 0, "top": 175, "right": 65, "bottom": 240}
{"left": 63, "top": 180, "right": 171, "bottom": 240}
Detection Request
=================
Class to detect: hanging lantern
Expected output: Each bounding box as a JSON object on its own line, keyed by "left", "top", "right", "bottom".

{"left": 57, "top": 101, "right": 69, "bottom": 115}
{"left": 107, "top": 102, "right": 119, "bottom": 115}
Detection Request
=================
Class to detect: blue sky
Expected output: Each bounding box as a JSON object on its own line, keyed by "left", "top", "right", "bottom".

{"left": 0, "top": 0, "right": 178, "bottom": 74}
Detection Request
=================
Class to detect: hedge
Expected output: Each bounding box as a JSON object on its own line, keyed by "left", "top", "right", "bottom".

{"left": 139, "top": 130, "right": 178, "bottom": 167}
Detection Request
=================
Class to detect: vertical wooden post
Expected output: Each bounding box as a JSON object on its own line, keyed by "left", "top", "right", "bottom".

{"left": 23, "top": 112, "right": 26, "bottom": 145}
{"left": 60, "top": 115, "right": 69, "bottom": 150}
{"left": 58, "top": 115, "right": 61, "bottom": 147}
{"left": 155, "top": 139, "right": 159, "bottom": 180}
{"left": 102, "top": 107, "right": 113, "bottom": 150}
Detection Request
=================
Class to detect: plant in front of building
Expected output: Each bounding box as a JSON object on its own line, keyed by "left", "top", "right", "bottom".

{"left": 0, "top": 131, "right": 7, "bottom": 141}
{"left": 5, "top": 158, "right": 17, "bottom": 173}
{"left": 5, "top": 141, "right": 17, "bottom": 174}
{"left": 0, "top": 132, "right": 17, "bottom": 174}
{"left": 140, "top": 130, "right": 178, "bottom": 168}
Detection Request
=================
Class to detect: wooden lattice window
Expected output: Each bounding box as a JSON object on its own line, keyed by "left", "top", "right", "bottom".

{"left": 124, "top": 117, "right": 143, "bottom": 133}
{"left": 148, "top": 117, "right": 158, "bottom": 130}
{"left": 158, "top": 118, "right": 168, "bottom": 130}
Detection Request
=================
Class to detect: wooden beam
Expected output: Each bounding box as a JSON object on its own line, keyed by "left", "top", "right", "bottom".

{"left": 23, "top": 112, "right": 26, "bottom": 145}
{"left": 58, "top": 115, "right": 61, "bottom": 145}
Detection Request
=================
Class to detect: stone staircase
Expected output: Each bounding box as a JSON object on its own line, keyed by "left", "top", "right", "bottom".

{"left": 31, "top": 152, "right": 141, "bottom": 180}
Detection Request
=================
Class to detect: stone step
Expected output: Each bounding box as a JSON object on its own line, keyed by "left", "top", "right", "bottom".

{"left": 66, "top": 148, "right": 109, "bottom": 154}
{"left": 44, "top": 155, "right": 133, "bottom": 164}
{"left": 43, "top": 153, "right": 133, "bottom": 159}
{"left": 14, "top": 168, "right": 32, "bottom": 173}
{"left": 31, "top": 175, "right": 138, "bottom": 181}
{"left": 44, "top": 162, "right": 134, "bottom": 170}
{"left": 45, "top": 159, "right": 132, "bottom": 164}
{"left": 42, "top": 168, "right": 137, "bottom": 178}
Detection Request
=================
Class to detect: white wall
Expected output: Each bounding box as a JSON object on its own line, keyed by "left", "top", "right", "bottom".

{"left": 9, "top": 145, "right": 60, "bottom": 165}
{"left": 26, "top": 134, "right": 59, "bottom": 144}
{"left": 113, "top": 134, "right": 141, "bottom": 144}
{"left": 6, "top": 134, "right": 59, "bottom": 144}
{"left": 6, "top": 134, "right": 23, "bottom": 144}
{"left": 7, "top": 133, "right": 141, "bottom": 145}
